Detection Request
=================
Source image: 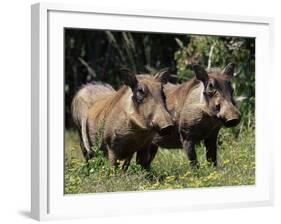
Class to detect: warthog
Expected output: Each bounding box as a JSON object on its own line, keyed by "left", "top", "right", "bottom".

{"left": 137, "top": 63, "right": 240, "bottom": 168}
{"left": 72, "top": 68, "right": 173, "bottom": 169}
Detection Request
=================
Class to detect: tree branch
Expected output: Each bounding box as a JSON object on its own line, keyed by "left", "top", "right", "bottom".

{"left": 78, "top": 57, "right": 97, "bottom": 78}
{"left": 207, "top": 42, "right": 216, "bottom": 69}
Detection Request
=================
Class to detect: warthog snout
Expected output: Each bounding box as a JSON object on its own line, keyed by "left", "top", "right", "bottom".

{"left": 220, "top": 108, "right": 241, "bottom": 128}
{"left": 224, "top": 117, "right": 240, "bottom": 127}
{"left": 158, "top": 124, "right": 174, "bottom": 136}
{"left": 151, "top": 105, "right": 173, "bottom": 135}
{"left": 217, "top": 100, "right": 240, "bottom": 128}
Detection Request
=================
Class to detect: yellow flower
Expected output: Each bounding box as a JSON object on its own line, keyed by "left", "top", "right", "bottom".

{"left": 165, "top": 176, "right": 176, "bottom": 182}
{"left": 184, "top": 171, "right": 192, "bottom": 177}
{"left": 206, "top": 171, "right": 220, "bottom": 180}
{"left": 223, "top": 159, "right": 230, "bottom": 165}
{"left": 152, "top": 182, "right": 160, "bottom": 187}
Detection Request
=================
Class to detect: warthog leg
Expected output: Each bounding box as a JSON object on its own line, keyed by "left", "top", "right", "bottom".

{"left": 107, "top": 148, "right": 118, "bottom": 167}
{"left": 204, "top": 130, "right": 219, "bottom": 166}
{"left": 182, "top": 139, "right": 198, "bottom": 168}
{"left": 121, "top": 153, "right": 134, "bottom": 171}
{"left": 107, "top": 149, "right": 133, "bottom": 170}
{"left": 136, "top": 144, "right": 158, "bottom": 170}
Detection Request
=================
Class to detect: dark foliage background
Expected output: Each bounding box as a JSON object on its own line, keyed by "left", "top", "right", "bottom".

{"left": 64, "top": 29, "right": 255, "bottom": 129}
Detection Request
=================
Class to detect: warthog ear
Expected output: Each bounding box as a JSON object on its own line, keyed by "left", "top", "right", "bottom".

{"left": 192, "top": 64, "right": 208, "bottom": 84}
{"left": 222, "top": 63, "right": 236, "bottom": 79}
{"left": 154, "top": 68, "right": 170, "bottom": 84}
{"left": 120, "top": 68, "right": 138, "bottom": 90}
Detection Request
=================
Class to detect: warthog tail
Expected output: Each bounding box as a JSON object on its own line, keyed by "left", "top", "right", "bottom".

{"left": 71, "top": 83, "right": 115, "bottom": 159}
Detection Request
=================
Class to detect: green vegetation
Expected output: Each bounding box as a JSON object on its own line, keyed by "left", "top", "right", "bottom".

{"left": 64, "top": 121, "right": 255, "bottom": 194}
{"left": 64, "top": 31, "right": 255, "bottom": 194}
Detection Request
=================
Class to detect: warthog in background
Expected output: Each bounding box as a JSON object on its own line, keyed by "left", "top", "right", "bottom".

{"left": 137, "top": 63, "right": 240, "bottom": 168}
{"left": 72, "top": 69, "right": 173, "bottom": 169}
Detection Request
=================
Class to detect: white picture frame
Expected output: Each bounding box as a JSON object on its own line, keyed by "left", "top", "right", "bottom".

{"left": 31, "top": 2, "right": 274, "bottom": 221}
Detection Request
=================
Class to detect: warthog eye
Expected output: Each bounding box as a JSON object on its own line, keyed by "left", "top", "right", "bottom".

{"left": 206, "top": 83, "right": 216, "bottom": 97}
{"left": 135, "top": 85, "right": 145, "bottom": 103}
{"left": 137, "top": 85, "right": 144, "bottom": 93}
{"left": 207, "top": 89, "right": 216, "bottom": 97}
{"left": 205, "top": 80, "right": 220, "bottom": 97}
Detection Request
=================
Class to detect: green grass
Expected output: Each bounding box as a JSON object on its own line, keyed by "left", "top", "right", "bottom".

{"left": 64, "top": 124, "right": 255, "bottom": 194}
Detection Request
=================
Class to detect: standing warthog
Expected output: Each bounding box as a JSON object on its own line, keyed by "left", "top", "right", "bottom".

{"left": 71, "top": 68, "right": 173, "bottom": 169}
{"left": 137, "top": 63, "right": 240, "bottom": 168}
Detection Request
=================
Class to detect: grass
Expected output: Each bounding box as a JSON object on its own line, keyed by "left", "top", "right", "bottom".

{"left": 64, "top": 124, "right": 255, "bottom": 194}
